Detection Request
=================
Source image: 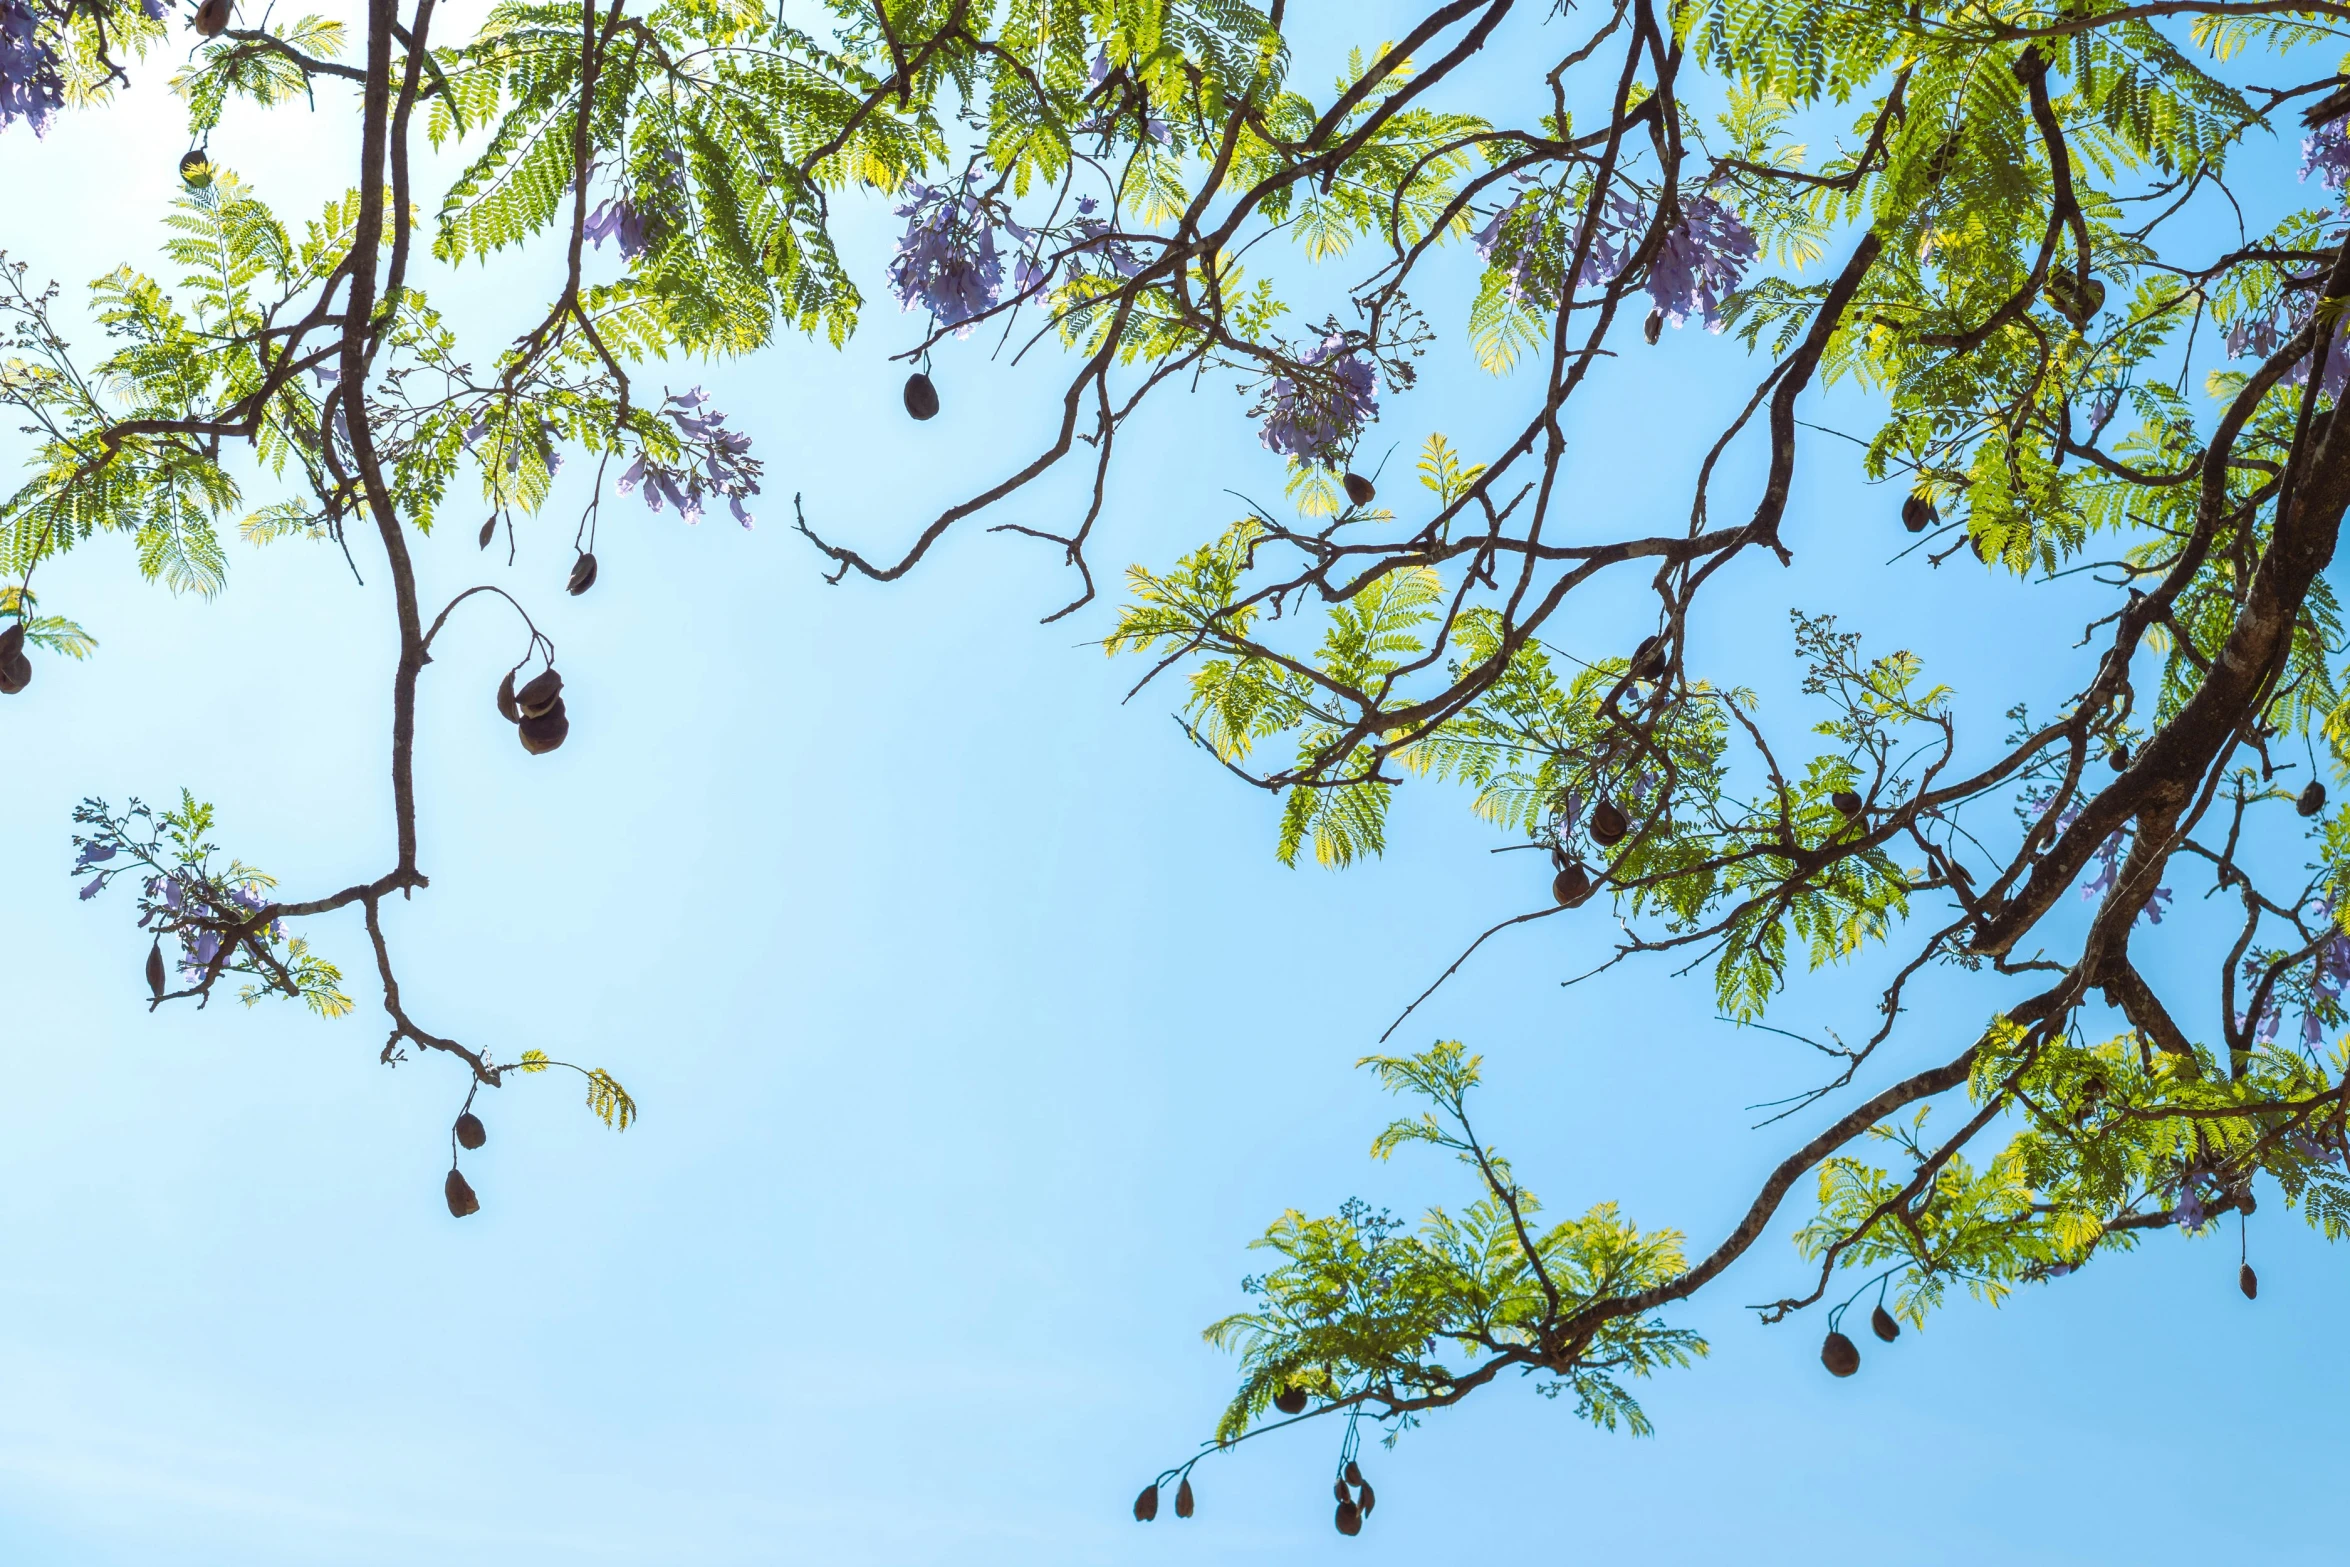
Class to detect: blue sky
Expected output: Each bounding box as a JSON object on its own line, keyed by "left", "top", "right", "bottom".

{"left": 3, "top": 7, "right": 2347, "bottom": 1563}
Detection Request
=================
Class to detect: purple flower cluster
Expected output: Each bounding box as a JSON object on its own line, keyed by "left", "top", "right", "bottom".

{"left": 2303, "top": 117, "right": 2350, "bottom": 194}
{"left": 139, "top": 873, "right": 284, "bottom": 978}
{"left": 585, "top": 197, "right": 653, "bottom": 259}
{"left": 1474, "top": 186, "right": 1755, "bottom": 329}
{"left": 617, "top": 388, "right": 760, "bottom": 527}
{"left": 1256, "top": 335, "right": 1379, "bottom": 467}
{"left": 889, "top": 174, "right": 1034, "bottom": 333}
{"left": 2169, "top": 1166, "right": 2211, "bottom": 1232}
{"left": 2222, "top": 288, "right": 2350, "bottom": 399}
{"left": 2021, "top": 784, "right": 2170, "bottom": 924}
{"left": 0, "top": 0, "right": 63, "bottom": 135}
{"left": 74, "top": 837, "right": 115, "bottom": 899}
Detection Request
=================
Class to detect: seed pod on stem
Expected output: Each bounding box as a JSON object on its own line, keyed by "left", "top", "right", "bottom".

{"left": 1132, "top": 1484, "right": 1159, "bottom": 1523}
{"left": 444, "top": 1167, "right": 481, "bottom": 1218}
{"left": 2299, "top": 780, "right": 2326, "bottom": 818}
{"left": 1174, "top": 1477, "right": 1194, "bottom": 1518}
{"left": 566, "top": 552, "right": 598, "bottom": 596}
{"left": 1870, "top": 1304, "right": 1900, "bottom": 1342}
{"left": 1552, "top": 862, "right": 1592, "bottom": 907}
{"left": 1589, "top": 801, "right": 1629, "bottom": 847}
{"left": 193, "top": 0, "right": 230, "bottom": 36}
{"left": 903, "top": 372, "right": 940, "bottom": 421}
{"left": 1831, "top": 790, "right": 1864, "bottom": 817}
{"left": 1342, "top": 472, "right": 1376, "bottom": 508}
{"left": 2240, "top": 1263, "right": 2258, "bottom": 1300}
{"left": 1335, "top": 1499, "right": 1362, "bottom": 1536}
{"left": 1821, "top": 1331, "right": 1860, "bottom": 1377}
{"left": 455, "top": 1112, "right": 486, "bottom": 1150}
{"left": 1273, "top": 1386, "right": 1307, "bottom": 1415}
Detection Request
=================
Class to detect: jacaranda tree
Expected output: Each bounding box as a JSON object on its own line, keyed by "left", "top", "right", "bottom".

{"left": 9, "top": 0, "right": 2350, "bottom": 1537}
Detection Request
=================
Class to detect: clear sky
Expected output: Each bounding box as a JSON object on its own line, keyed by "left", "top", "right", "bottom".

{"left": 3, "top": 7, "right": 2346, "bottom": 1564}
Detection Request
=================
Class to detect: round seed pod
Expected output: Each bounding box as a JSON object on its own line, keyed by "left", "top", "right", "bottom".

{"left": 1174, "top": 1478, "right": 1195, "bottom": 1519}
{"left": 1831, "top": 790, "right": 1864, "bottom": 817}
{"left": 518, "top": 701, "right": 569, "bottom": 755}
{"left": 1332, "top": 1479, "right": 1350, "bottom": 1504}
{"left": 1335, "top": 1499, "right": 1362, "bottom": 1537}
{"left": 566, "top": 552, "right": 598, "bottom": 596}
{"left": 1870, "top": 1304, "right": 1900, "bottom": 1342}
{"left": 1343, "top": 1461, "right": 1363, "bottom": 1488}
{"left": 178, "top": 148, "right": 213, "bottom": 187}
{"left": 193, "top": 0, "right": 231, "bottom": 36}
{"left": 1132, "top": 1484, "right": 1159, "bottom": 1523}
{"left": 515, "top": 669, "right": 563, "bottom": 718}
{"left": 1901, "top": 494, "right": 1937, "bottom": 533}
{"left": 455, "top": 1111, "right": 486, "bottom": 1150}
{"left": 1552, "top": 862, "right": 1592, "bottom": 907}
{"left": 478, "top": 516, "right": 497, "bottom": 549}
{"left": 1628, "top": 634, "right": 1667, "bottom": 681}
{"left": 0, "top": 651, "right": 29, "bottom": 696}
{"left": 1273, "top": 1386, "right": 1308, "bottom": 1415}
{"left": 444, "top": 1167, "right": 480, "bottom": 1218}
{"left": 0, "top": 623, "right": 22, "bottom": 662}
{"left": 2109, "top": 744, "right": 2130, "bottom": 771}
{"left": 1589, "top": 801, "right": 1629, "bottom": 848}
{"left": 1342, "top": 472, "right": 1376, "bottom": 508}
{"left": 1820, "top": 1330, "right": 1860, "bottom": 1377}
{"left": 2299, "top": 780, "right": 2327, "bottom": 818}
{"left": 2240, "top": 1263, "right": 2258, "bottom": 1300}
{"left": 1643, "top": 308, "right": 1664, "bottom": 345}
{"left": 903, "top": 372, "right": 940, "bottom": 421}
{"left": 1357, "top": 1480, "right": 1375, "bottom": 1517}
{"left": 145, "top": 940, "right": 166, "bottom": 1000}
{"left": 495, "top": 671, "right": 521, "bottom": 724}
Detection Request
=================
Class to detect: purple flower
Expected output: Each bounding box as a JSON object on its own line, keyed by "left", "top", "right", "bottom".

{"left": 2046, "top": 1262, "right": 2076, "bottom": 1278}
{"left": 79, "top": 873, "right": 103, "bottom": 900}
{"left": 1256, "top": 335, "right": 1379, "bottom": 467}
{"left": 889, "top": 175, "right": 1012, "bottom": 332}
{"left": 0, "top": 0, "right": 64, "bottom": 137}
{"left": 73, "top": 841, "right": 116, "bottom": 871}
{"left": 2222, "top": 288, "right": 2350, "bottom": 398}
{"left": 2303, "top": 118, "right": 2350, "bottom": 193}
{"left": 616, "top": 390, "right": 761, "bottom": 527}
{"left": 2173, "top": 1188, "right": 2206, "bottom": 1232}
{"left": 585, "top": 196, "right": 652, "bottom": 259}
{"left": 1644, "top": 195, "right": 1758, "bottom": 329}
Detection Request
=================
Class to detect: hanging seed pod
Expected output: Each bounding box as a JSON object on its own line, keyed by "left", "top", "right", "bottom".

{"left": 1831, "top": 789, "right": 1864, "bottom": 817}
{"left": 2299, "top": 780, "right": 2327, "bottom": 818}
{"left": 1589, "top": 801, "right": 1629, "bottom": 848}
{"left": 178, "top": 148, "right": 213, "bottom": 187}
{"left": 1174, "top": 1478, "right": 1195, "bottom": 1519}
{"left": 515, "top": 669, "right": 563, "bottom": 719}
{"left": 1273, "top": 1386, "right": 1308, "bottom": 1415}
{"left": 1628, "top": 633, "right": 1667, "bottom": 682}
{"left": 1343, "top": 1461, "right": 1363, "bottom": 1488}
{"left": 1821, "top": 1331, "right": 1860, "bottom": 1377}
{"left": 193, "top": 0, "right": 231, "bottom": 36}
{"left": 566, "top": 552, "right": 598, "bottom": 596}
{"left": 1643, "top": 307, "right": 1664, "bottom": 345}
{"left": 145, "top": 940, "right": 166, "bottom": 1000}
{"left": 1132, "top": 1484, "right": 1159, "bottom": 1523}
{"left": 1332, "top": 1478, "right": 1351, "bottom": 1504}
{"left": 495, "top": 670, "right": 521, "bottom": 724}
{"left": 444, "top": 1167, "right": 480, "bottom": 1218}
{"left": 518, "top": 701, "right": 570, "bottom": 755}
{"left": 1901, "top": 494, "right": 1937, "bottom": 533}
{"left": 903, "top": 372, "right": 940, "bottom": 421}
{"left": 2240, "top": 1263, "right": 2258, "bottom": 1300}
{"left": 455, "top": 1112, "right": 486, "bottom": 1151}
{"left": 1335, "top": 1499, "right": 1362, "bottom": 1537}
{"left": 1870, "top": 1304, "right": 1900, "bottom": 1342}
{"left": 1342, "top": 472, "right": 1376, "bottom": 508}
{"left": 0, "top": 623, "right": 22, "bottom": 662}
{"left": 1552, "top": 862, "right": 1592, "bottom": 907}
{"left": 477, "top": 516, "right": 497, "bottom": 549}
{"left": 1357, "top": 1480, "right": 1375, "bottom": 1517}
{"left": 0, "top": 650, "right": 28, "bottom": 696}
{"left": 2109, "top": 744, "right": 2131, "bottom": 771}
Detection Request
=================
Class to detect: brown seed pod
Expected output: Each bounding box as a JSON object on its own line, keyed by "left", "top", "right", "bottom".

{"left": 193, "top": 0, "right": 231, "bottom": 36}
{"left": 1552, "top": 862, "right": 1591, "bottom": 907}
{"left": 1589, "top": 801, "right": 1629, "bottom": 847}
{"left": 1821, "top": 1331, "right": 1860, "bottom": 1377}
{"left": 515, "top": 669, "right": 563, "bottom": 718}
{"left": 1901, "top": 494, "right": 1937, "bottom": 533}
{"left": 1174, "top": 1478, "right": 1195, "bottom": 1519}
{"left": 518, "top": 702, "right": 570, "bottom": 755}
{"left": 178, "top": 148, "right": 213, "bottom": 187}
{"left": 455, "top": 1112, "right": 486, "bottom": 1150}
{"left": 903, "top": 372, "right": 940, "bottom": 421}
{"left": 1335, "top": 1499, "right": 1362, "bottom": 1537}
{"left": 444, "top": 1167, "right": 480, "bottom": 1218}
{"left": 1342, "top": 1461, "right": 1363, "bottom": 1488}
{"left": 1870, "top": 1304, "right": 1900, "bottom": 1342}
{"left": 1332, "top": 1478, "right": 1350, "bottom": 1503}
{"left": 2109, "top": 744, "right": 2130, "bottom": 771}
{"left": 1273, "top": 1386, "right": 1308, "bottom": 1415}
{"left": 1831, "top": 789, "right": 1864, "bottom": 817}
{"left": 145, "top": 940, "right": 166, "bottom": 1000}
{"left": 477, "top": 516, "right": 496, "bottom": 550}
{"left": 2299, "top": 780, "right": 2327, "bottom": 818}
{"left": 0, "top": 623, "right": 22, "bottom": 662}
{"left": 2240, "top": 1263, "right": 2258, "bottom": 1300}
{"left": 1643, "top": 307, "right": 1663, "bottom": 345}
{"left": 0, "top": 651, "right": 29, "bottom": 695}
{"left": 495, "top": 671, "right": 521, "bottom": 724}
{"left": 1357, "top": 1481, "right": 1375, "bottom": 1516}
{"left": 1628, "top": 634, "right": 1667, "bottom": 682}
{"left": 1132, "top": 1484, "right": 1159, "bottom": 1523}
{"left": 1342, "top": 472, "right": 1377, "bottom": 508}
{"left": 567, "top": 552, "right": 598, "bottom": 596}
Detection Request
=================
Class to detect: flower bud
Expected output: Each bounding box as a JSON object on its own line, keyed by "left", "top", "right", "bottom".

{"left": 903, "top": 372, "right": 940, "bottom": 421}
{"left": 1821, "top": 1330, "right": 1860, "bottom": 1377}
{"left": 444, "top": 1167, "right": 480, "bottom": 1217}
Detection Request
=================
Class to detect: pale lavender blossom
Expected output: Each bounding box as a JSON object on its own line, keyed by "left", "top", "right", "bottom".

{"left": 2303, "top": 117, "right": 2350, "bottom": 193}
{"left": 0, "top": 0, "right": 63, "bottom": 136}
{"left": 585, "top": 196, "right": 651, "bottom": 259}
{"left": 617, "top": 388, "right": 761, "bottom": 527}
{"left": 889, "top": 174, "right": 1032, "bottom": 332}
{"left": 1256, "top": 335, "right": 1379, "bottom": 466}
